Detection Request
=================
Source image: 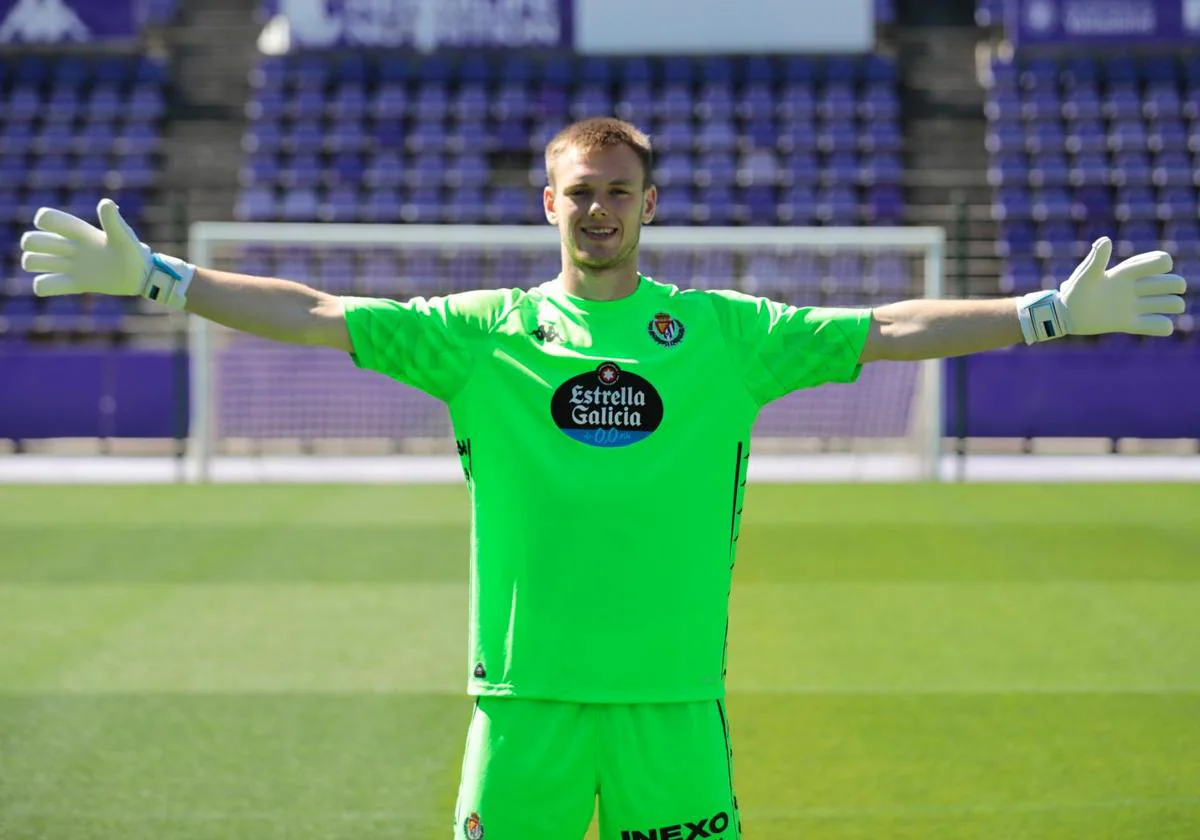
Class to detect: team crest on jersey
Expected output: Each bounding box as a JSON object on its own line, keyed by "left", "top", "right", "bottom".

{"left": 464, "top": 812, "right": 484, "bottom": 839}
{"left": 648, "top": 312, "right": 685, "bottom": 347}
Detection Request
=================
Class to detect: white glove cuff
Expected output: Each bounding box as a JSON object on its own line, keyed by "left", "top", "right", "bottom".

{"left": 140, "top": 253, "right": 195, "bottom": 310}
{"left": 1016, "top": 290, "right": 1069, "bottom": 344}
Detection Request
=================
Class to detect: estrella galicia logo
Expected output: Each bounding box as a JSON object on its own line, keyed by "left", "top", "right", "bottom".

{"left": 648, "top": 311, "right": 685, "bottom": 347}
{"left": 551, "top": 362, "right": 663, "bottom": 447}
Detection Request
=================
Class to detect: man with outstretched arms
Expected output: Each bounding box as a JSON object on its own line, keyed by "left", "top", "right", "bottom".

{"left": 20, "top": 118, "right": 1186, "bottom": 839}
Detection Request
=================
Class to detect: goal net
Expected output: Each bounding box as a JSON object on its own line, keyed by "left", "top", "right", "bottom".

{"left": 187, "top": 223, "right": 945, "bottom": 482}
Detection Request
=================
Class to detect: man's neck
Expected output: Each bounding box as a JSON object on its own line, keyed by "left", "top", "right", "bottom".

{"left": 558, "top": 261, "right": 641, "bottom": 302}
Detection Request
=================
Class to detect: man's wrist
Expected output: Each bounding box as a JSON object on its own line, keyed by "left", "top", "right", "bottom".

{"left": 140, "top": 252, "right": 195, "bottom": 310}
{"left": 1016, "top": 290, "right": 1068, "bottom": 344}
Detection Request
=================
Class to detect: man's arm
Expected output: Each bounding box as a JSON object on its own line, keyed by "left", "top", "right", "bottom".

{"left": 860, "top": 297, "right": 1022, "bottom": 362}
{"left": 20, "top": 199, "right": 353, "bottom": 352}
{"left": 858, "top": 238, "right": 1186, "bottom": 364}
{"left": 185, "top": 268, "right": 352, "bottom": 351}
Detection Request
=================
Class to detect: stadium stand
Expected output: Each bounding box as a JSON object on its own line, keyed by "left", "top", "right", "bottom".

{"left": 0, "top": 53, "right": 168, "bottom": 341}
{"left": 234, "top": 52, "right": 904, "bottom": 231}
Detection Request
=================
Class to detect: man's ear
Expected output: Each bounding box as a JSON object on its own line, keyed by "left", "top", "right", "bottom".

{"left": 544, "top": 185, "right": 556, "bottom": 225}
{"left": 642, "top": 185, "right": 657, "bottom": 224}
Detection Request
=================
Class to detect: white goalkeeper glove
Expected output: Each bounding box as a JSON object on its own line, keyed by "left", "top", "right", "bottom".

{"left": 20, "top": 198, "right": 195, "bottom": 310}
{"left": 1017, "top": 237, "right": 1187, "bottom": 344}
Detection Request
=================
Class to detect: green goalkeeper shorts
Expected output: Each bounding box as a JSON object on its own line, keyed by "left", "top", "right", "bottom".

{"left": 452, "top": 697, "right": 742, "bottom": 840}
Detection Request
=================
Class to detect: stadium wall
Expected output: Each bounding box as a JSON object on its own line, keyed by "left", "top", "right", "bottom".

{"left": 2, "top": 345, "right": 1199, "bottom": 442}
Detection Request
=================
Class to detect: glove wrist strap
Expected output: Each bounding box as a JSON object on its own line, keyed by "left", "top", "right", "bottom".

{"left": 140, "top": 253, "right": 195, "bottom": 310}
{"left": 1016, "top": 290, "right": 1068, "bottom": 344}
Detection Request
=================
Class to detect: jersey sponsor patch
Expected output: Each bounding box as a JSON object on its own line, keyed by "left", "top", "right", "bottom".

{"left": 551, "top": 362, "right": 663, "bottom": 448}
{"left": 647, "top": 312, "right": 685, "bottom": 347}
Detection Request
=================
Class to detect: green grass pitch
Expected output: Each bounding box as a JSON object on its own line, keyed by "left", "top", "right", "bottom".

{"left": 0, "top": 483, "right": 1198, "bottom": 839}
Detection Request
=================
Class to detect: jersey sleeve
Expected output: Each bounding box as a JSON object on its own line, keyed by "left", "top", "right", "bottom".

{"left": 341, "top": 289, "right": 517, "bottom": 402}
{"left": 707, "top": 290, "right": 873, "bottom": 406}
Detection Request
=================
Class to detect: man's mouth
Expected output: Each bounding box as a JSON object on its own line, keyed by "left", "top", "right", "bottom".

{"left": 581, "top": 226, "right": 617, "bottom": 242}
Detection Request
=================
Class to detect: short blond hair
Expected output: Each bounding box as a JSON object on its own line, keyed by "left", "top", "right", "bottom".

{"left": 544, "top": 117, "right": 654, "bottom": 188}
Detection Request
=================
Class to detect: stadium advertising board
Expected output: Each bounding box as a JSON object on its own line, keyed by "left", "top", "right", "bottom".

{"left": 0, "top": 0, "right": 138, "bottom": 42}
{"left": 1008, "top": 0, "right": 1200, "bottom": 46}
{"left": 575, "top": 0, "right": 873, "bottom": 52}
{"left": 263, "top": 0, "right": 573, "bottom": 49}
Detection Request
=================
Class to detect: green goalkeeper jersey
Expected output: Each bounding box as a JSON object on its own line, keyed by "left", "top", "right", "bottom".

{"left": 343, "top": 276, "right": 870, "bottom": 703}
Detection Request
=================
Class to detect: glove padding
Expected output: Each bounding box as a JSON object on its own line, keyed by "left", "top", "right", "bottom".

{"left": 20, "top": 198, "right": 193, "bottom": 308}
{"left": 1018, "top": 237, "right": 1187, "bottom": 343}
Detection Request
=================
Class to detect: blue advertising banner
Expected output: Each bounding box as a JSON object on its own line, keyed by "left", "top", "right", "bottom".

{"left": 264, "top": 0, "right": 573, "bottom": 50}
{"left": 0, "top": 0, "right": 138, "bottom": 43}
{"left": 1008, "top": 0, "right": 1200, "bottom": 46}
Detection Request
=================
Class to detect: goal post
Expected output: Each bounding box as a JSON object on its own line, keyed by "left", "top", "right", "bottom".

{"left": 187, "top": 223, "right": 945, "bottom": 483}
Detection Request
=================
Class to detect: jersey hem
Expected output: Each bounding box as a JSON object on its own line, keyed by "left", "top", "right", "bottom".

{"left": 466, "top": 684, "right": 728, "bottom": 704}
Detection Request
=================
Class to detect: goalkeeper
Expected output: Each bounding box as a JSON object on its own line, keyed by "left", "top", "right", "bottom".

{"left": 20, "top": 118, "right": 1186, "bottom": 840}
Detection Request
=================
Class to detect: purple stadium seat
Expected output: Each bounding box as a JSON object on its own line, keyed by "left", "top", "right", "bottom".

{"left": 818, "top": 122, "right": 857, "bottom": 153}
{"left": 361, "top": 188, "right": 403, "bottom": 223}
{"left": 1114, "top": 185, "right": 1157, "bottom": 219}
{"left": 36, "top": 123, "right": 75, "bottom": 155}
{"left": 247, "top": 89, "right": 285, "bottom": 121}
{"left": 696, "top": 186, "right": 736, "bottom": 225}
{"left": 279, "top": 188, "right": 319, "bottom": 221}
{"left": 491, "top": 81, "right": 531, "bottom": 120}
{"left": 113, "top": 123, "right": 158, "bottom": 156}
{"left": 865, "top": 185, "right": 903, "bottom": 223}
{"left": 0, "top": 123, "right": 34, "bottom": 154}
{"left": 414, "top": 84, "right": 450, "bottom": 122}
{"left": 72, "top": 154, "right": 110, "bottom": 189}
{"left": 860, "top": 151, "right": 902, "bottom": 185}
{"left": 1032, "top": 187, "right": 1073, "bottom": 220}
{"left": 742, "top": 56, "right": 776, "bottom": 86}
{"left": 370, "top": 84, "right": 408, "bottom": 120}
{"left": 1061, "top": 87, "right": 1101, "bottom": 121}
{"left": 128, "top": 86, "right": 165, "bottom": 121}
{"left": 1073, "top": 186, "right": 1113, "bottom": 220}
{"left": 451, "top": 83, "right": 489, "bottom": 122}
{"left": 1025, "top": 121, "right": 1065, "bottom": 154}
{"left": 1163, "top": 219, "right": 1200, "bottom": 251}
{"left": 993, "top": 187, "right": 1033, "bottom": 220}
{"left": 738, "top": 117, "right": 776, "bottom": 151}
{"left": 736, "top": 83, "right": 773, "bottom": 123}
{"left": 695, "top": 151, "right": 736, "bottom": 187}
{"left": 818, "top": 83, "right": 857, "bottom": 121}
{"left": 572, "top": 83, "right": 614, "bottom": 120}
{"left": 445, "top": 154, "right": 488, "bottom": 188}
{"left": 656, "top": 84, "right": 695, "bottom": 122}
{"left": 615, "top": 83, "right": 654, "bottom": 124}
{"left": 1021, "top": 89, "right": 1062, "bottom": 122}
{"left": 288, "top": 89, "right": 325, "bottom": 121}
{"left": 1151, "top": 150, "right": 1192, "bottom": 186}
{"left": 1110, "top": 151, "right": 1151, "bottom": 186}
{"left": 1102, "top": 84, "right": 1143, "bottom": 121}
{"left": 1144, "top": 83, "right": 1183, "bottom": 120}
{"left": 1061, "top": 56, "right": 1099, "bottom": 89}
{"left": 1065, "top": 119, "right": 1108, "bottom": 154}
{"left": 1148, "top": 120, "right": 1187, "bottom": 153}
{"left": 364, "top": 154, "right": 403, "bottom": 188}
{"left": 697, "top": 83, "right": 735, "bottom": 121}
{"left": 325, "top": 152, "right": 364, "bottom": 186}
{"left": 325, "top": 122, "right": 367, "bottom": 154}
{"left": 1182, "top": 85, "right": 1200, "bottom": 120}
{"left": 737, "top": 150, "right": 782, "bottom": 186}
{"left": 653, "top": 120, "right": 694, "bottom": 154}
{"left": 986, "top": 121, "right": 1025, "bottom": 154}
{"left": 615, "top": 57, "right": 652, "bottom": 86}
{"left": 823, "top": 151, "right": 859, "bottom": 185}
{"left": 1116, "top": 219, "right": 1160, "bottom": 256}
{"left": 493, "top": 118, "right": 529, "bottom": 153}
{"left": 318, "top": 251, "right": 356, "bottom": 293}
{"left": 777, "top": 83, "right": 815, "bottom": 120}
{"left": 235, "top": 187, "right": 275, "bottom": 221}
{"left": 359, "top": 249, "right": 400, "bottom": 293}
{"left": 986, "top": 89, "right": 1021, "bottom": 122}
{"left": 997, "top": 221, "right": 1036, "bottom": 257}
{"left": 696, "top": 121, "right": 737, "bottom": 153}
{"left": 860, "top": 121, "right": 901, "bottom": 153}
{"left": 776, "top": 183, "right": 818, "bottom": 223}
{"left": 859, "top": 85, "right": 899, "bottom": 120}
{"left": 486, "top": 187, "right": 539, "bottom": 224}
{"left": 1157, "top": 185, "right": 1197, "bottom": 219}
{"left": 280, "top": 153, "right": 320, "bottom": 189}
{"left": 30, "top": 154, "right": 72, "bottom": 189}
{"left": 653, "top": 152, "right": 692, "bottom": 186}
{"left": 535, "top": 84, "right": 569, "bottom": 120}
{"left": 1107, "top": 120, "right": 1147, "bottom": 152}
{"left": 406, "top": 121, "right": 447, "bottom": 153}
{"left": 1034, "top": 220, "right": 1075, "bottom": 257}
{"left": 406, "top": 152, "right": 447, "bottom": 187}
{"left": 320, "top": 185, "right": 360, "bottom": 222}
{"left": 654, "top": 186, "right": 696, "bottom": 224}
{"left": 444, "top": 186, "right": 486, "bottom": 224}
{"left": 243, "top": 120, "right": 282, "bottom": 155}
{"left": 740, "top": 185, "right": 777, "bottom": 224}
{"left": 8, "top": 86, "right": 43, "bottom": 122}
{"left": 988, "top": 152, "right": 1027, "bottom": 186}
{"left": 784, "top": 152, "right": 820, "bottom": 185}
{"left": 777, "top": 117, "right": 818, "bottom": 154}
{"left": 872, "top": 253, "right": 908, "bottom": 292}
{"left": 327, "top": 85, "right": 367, "bottom": 121}
{"left": 89, "top": 296, "right": 127, "bottom": 332}
{"left": 45, "top": 87, "right": 80, "bottom": 122}
{"left": 817, "top": 185, "right": 858, "bottom": 223}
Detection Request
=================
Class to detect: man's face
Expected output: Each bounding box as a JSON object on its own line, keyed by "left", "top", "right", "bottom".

{"left": 544, "top": 143, "right": 657, "bottom": 273}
